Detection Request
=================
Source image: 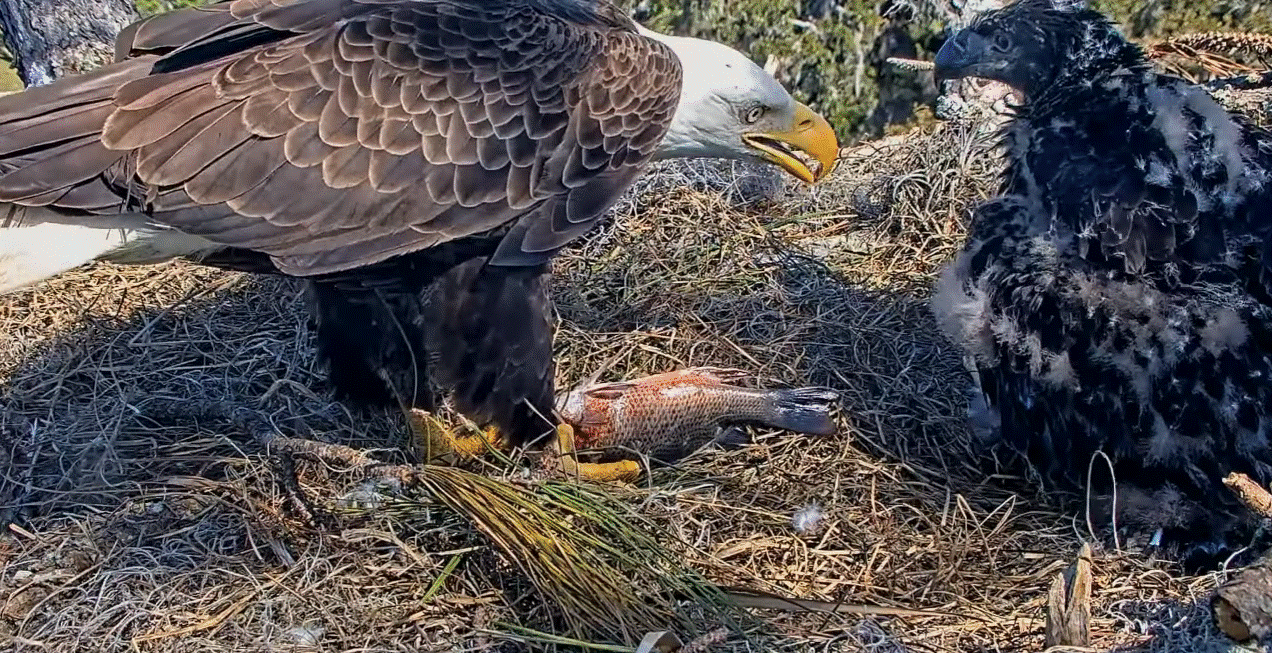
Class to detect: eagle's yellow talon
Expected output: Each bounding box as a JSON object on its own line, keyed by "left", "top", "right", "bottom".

{"left": 409, "top": 415, "right": 637, "bottom": 480}
{"left": 555, "top": 423, "right": 580, "bottom": 455}
{"left": 553, "top": 423, "right": 642, "bottom": 482}
{"left": 574, "top": 459, "right": 643, "bottom": 483}
{"left": 407, "top": 408, "right": 501, "bottom": 462}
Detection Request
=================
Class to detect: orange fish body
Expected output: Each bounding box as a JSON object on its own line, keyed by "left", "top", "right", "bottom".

{"left": 555, "top": 367, "right": 838, "bottom": 464}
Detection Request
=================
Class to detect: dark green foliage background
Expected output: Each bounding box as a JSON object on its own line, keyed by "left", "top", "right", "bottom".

{"left": 621, "top": 0, "right": 1271, "bottom": 141}
{"left": 116, "top": 1, "right": 1272, "bottom": 142}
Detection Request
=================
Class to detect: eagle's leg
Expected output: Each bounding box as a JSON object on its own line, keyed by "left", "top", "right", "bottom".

{"left": 308, "top": 277, "right": 493, "bottom": 462}
{"left": 307, "top": 280, "right": 435, "bottom": 410}
{"left": 551, "top": 423, "right": 642, "bottom": 483}
{"left": 425, "top": 256, "right": 569, "bottom": 460}
{"left": 353, "top": 249, "right": 643, "bottom": 480}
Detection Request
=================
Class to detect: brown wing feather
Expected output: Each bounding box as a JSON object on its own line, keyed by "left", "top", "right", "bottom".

{"left": 0, "top": 0, "right": 683, "bottom": 277}
{"left": 113, "top": 2, "right": 238, "bottom": 61}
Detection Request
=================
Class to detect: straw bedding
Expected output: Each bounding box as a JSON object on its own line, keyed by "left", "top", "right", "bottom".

{"left": 0, "top": 107, "right": 1260, "bottom": 651}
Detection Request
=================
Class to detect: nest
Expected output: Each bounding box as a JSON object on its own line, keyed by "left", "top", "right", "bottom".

{"left": 0, "top": 117, "right": 1254, "bottom": 652}
{"left": 1147, "top": 31, "right": 1272, "bottom": 82}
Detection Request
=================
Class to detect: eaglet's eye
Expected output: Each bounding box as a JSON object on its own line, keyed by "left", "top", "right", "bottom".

{"left": 992, "top": 32, "right": 1012, "bottom": 52}
{"left": 744, "top": 105, "right": 766, "bottom": 124}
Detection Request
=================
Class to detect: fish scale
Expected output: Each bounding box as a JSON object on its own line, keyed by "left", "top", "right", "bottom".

{"left": 556, "top": 367, "right": 840, "bottom": 464}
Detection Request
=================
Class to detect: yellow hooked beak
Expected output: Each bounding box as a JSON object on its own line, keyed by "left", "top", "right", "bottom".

{"left": 742, "top": 102, "right": 840, "bottom": 184}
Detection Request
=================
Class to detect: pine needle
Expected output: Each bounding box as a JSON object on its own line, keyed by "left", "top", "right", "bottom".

{"left": 1147, "top": 31, "right": 1272, "bottom": 81}
{"left": 1155, "top": 31, "right": 1272, "bottom": 65}
{"left": 366, "top": 465, "right": 747, "bottom": 645}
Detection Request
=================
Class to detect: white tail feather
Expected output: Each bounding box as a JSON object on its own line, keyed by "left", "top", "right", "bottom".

{"left": 0, "top": 217, "right": 223, "bottom": 295}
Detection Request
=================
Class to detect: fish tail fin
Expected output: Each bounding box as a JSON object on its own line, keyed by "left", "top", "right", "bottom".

{"left": 767, "top": 387, "right": 840, "bottom": 436}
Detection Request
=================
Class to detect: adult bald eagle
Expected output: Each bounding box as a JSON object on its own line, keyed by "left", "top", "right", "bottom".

{"left": 0, "top": 0, "right": 839, "bottom": 479}
{"left": 930, "top": 0, "right": 1272, "bottom": 568}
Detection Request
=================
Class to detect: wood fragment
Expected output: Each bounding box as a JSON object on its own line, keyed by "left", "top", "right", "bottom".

{"left": 1214, "top": 553, "right": 1272, "bottom": 643}
{"left": 1223, "top": 472, "right": 1272, "bottom": 519}
{"left": 1045, "top": 543, "right": 1093, "bottom": 648}
{"left": 635, "top": 631, "right": 684, "bottom": 653}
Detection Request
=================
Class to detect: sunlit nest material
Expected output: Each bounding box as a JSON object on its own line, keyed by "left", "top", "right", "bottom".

{"left": 2, "top": 105, "right": 1259, "bottom": 649}
{"left": 1147, "top": 31, "right": 1272, "bottom": 82}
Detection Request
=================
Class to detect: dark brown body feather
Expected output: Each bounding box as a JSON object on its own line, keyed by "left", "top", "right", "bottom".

{"left": 3, "top": 0, "right": 681, "bottom": 274}
{"left": 0, "top": 0, "right": 684, "bottom": 446}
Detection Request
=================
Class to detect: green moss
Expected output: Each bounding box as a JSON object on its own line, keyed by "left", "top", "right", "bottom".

{"left": 136, "top": 0, "right": 205, "bottom": 17}
{"left": 0, "top": 62, "right": 20, "bottom": 92}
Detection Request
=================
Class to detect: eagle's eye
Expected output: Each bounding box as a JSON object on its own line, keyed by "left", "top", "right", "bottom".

{"left": 744, "top": 105, "right": 766, "bottom": 124}
{"left": 992, "top": 32, "right": 1012, "bottom": 52}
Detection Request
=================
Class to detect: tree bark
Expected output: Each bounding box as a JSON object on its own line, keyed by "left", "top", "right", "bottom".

{"left": 1213, "top": 552, "right": 1272, "bottom": 643}
{"left": 0, "top": 0, "right": 138, "bottom": 87}
{"left": 1044, "top": 543, "right": 1093, "bottom": 648}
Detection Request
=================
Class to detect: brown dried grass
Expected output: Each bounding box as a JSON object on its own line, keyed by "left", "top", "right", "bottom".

{"left": 0, "top": 114, "right": 1254, "bottom": 652}
{"left": 1147, "top": 31, "right": 1272, "bottom": 83}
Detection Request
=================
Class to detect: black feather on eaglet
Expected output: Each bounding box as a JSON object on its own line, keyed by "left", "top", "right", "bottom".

{"left": 930, "top": 0, "right": 1272, "bottom": 570}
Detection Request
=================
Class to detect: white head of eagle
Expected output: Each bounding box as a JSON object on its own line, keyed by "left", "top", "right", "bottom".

{"left": 929, "top": 0, "right": 1272, "bottom": 571}
{"left": 639, "top": 26, "right": 837, "bottom": 183}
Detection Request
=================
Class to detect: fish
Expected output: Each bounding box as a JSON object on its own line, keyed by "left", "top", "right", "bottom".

{"left": 554, "top": 366, "right": 840, "bottom": 465}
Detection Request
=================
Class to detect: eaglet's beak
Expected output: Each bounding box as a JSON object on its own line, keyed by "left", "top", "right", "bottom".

{"left": 932, "top": 30, "right": 986, "bottom": 84}
{"left": 743, "top": 102, "right": 840, "bottom": 184}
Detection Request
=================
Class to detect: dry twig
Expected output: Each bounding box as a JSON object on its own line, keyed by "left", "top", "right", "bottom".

{"left": 1045, "top": 543, "right": 1093, "bottom": 648}
{"left": 1213, "top": 553, "right": 1272, "bottom": 643}
{"left": 1223, "top": 472, "right": 1272, "bottom": 519}
{"left": 2, "top": 118, "right": 1264, "bottom": 651}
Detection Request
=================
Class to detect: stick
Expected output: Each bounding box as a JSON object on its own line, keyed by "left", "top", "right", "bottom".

{"left": 1213, "top": 553, "right": 1272, "bottom": 642}
{"left": 1223, "top": 472, "right": 1272, "bottom": 519}
{"left": 886, "top": 57, "right": 934, "bottom": 71}
{"left": 1213, "top": 472, "right": 1272, "bottom": 642}
{"left": 1045, "top": 543, "right": 1093, "bottom": 648}
{"left": 719, "top": 587, "right": 962, "bottom": 619}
